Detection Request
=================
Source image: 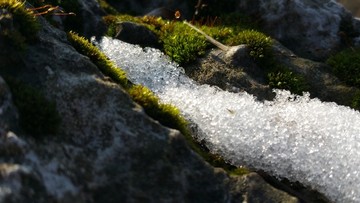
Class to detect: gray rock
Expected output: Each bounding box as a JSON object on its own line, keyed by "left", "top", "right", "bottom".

{"left": 272, "top": 40, "right": 359, "bottom": 106}
{"left": 237, "top": 0, "right": 358, "bottom": 61}
{"left": 77, "top": 0, "right": 106, "bottom": 38}
{"left": 115, "top": 22, "right": 160, "bottom": 48}
{"left": 229, "top": 173, "right": 300, "bottom": 203}
{"left": 0, "top": 77, "right": 18, "bottom": 131}
{"left": 186, "top": 48, "right": 275, "bottom": 101}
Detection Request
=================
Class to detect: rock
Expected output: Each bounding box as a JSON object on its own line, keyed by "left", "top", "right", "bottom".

{"left": 106, "top": 0, "right": 193, "bottom": 19}
{"left": 115, "top": 22, "right": 160, "bottom": 48}
{"left": 272, "top": 40, "right": 359, "bottom": 106}
{"left": 237, "top": 0, "right": 359, "bottom": 61}
{"left": 186, "top": 35, "right": 359, "bottom": 106}
{"left": 0, "top": 10, "right": 300, "bottom": 203}
{"left": 0, "top": 77, "right": 18, "bottom": 131}
{"left": 77, "top": 0, "right": 107, "bottom": 38}
{"left": 229, "top": 173, "right": 300, "bottom": 203}
{"left": 186, "top": 48, "right": 275, "bottom": 101}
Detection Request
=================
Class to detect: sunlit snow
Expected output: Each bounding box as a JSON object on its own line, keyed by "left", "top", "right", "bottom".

{"left": 95, "top": 37, "right": 360, "bottom": 203}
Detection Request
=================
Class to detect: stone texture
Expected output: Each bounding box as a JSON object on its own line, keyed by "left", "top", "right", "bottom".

{"left": 236, "top": 0, "right": 359, "bottom": 61}
{"left": 186, "top": 40, "right": 358, "bottom": 107}
{"left": 77, "top": 0, "right": 107, "bottom": 38}
{"left": 115, "top": 22, "right": 160, "bottom": 48}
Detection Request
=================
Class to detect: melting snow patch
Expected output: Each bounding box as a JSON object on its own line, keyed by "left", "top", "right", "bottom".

{"left": 95, "top": 36, "right": 360, "bottom": 203}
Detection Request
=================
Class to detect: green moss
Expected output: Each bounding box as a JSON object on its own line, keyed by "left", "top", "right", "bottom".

{"left": 102, "top": 13, "right": 273, "bottom": 65}
{"left": 5, "top": 78, "right": 61, "bottom": 138}
{"left": 0, "top": 0, "right": 40, "bottom": 48}
{"left": 267, "top": 69, "right": 308, "bottom": 95}
{"left": 67, "top": 31, "right": 128, "bottom": 88}
{"left": 128, "top": 85, "right": 188, "bottom": 131}
{"left": 327, "top": 48, "right": 360, "bottom": 88}
{"left": 161, "top": 22, "right": 208, "bottom": 65}
{"left": 229, "top": 167, "right": 251, "bottom": 176}
{"left": 226, "top": 30, "right": 273, "bottom": 59}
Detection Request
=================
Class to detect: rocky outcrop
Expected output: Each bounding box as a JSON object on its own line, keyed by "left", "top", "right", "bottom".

{"left": 77, "top": 0, "right": 106, "bottom": 38}
{"left": 115, "top": 22, "right": 160, "bottom": 48}
{"left": 236, "top": 0, "right": 359, "bottom": 61}
{"left": 0, "top": 9, "right": 299, "bottom": 203}
{"left": 185, "top": 39, "right": 358, "bottom": 106}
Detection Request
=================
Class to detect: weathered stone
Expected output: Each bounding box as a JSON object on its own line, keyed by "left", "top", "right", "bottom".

{"left": 271, "top": 40, "right": 359, "bottom": 106}
{"left": 115, "top": 22, "right": 160, "bottom": 48}
{"left": 0, "top": 77, "right": 18, "bottom": 132}
{"left": 77, "top": 0, "right": 107, "bottom": 38}
{"left": 229, "top": 173, "right": 300, "bottom": 203}
{"left": 186, "top": 48, "right": 275, "bottom": 101}
{"left": 236, "top": 0, "right": 358, "bottom": 61}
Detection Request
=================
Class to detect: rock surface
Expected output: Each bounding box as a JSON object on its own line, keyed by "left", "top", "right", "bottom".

{"left": 115, "top": 22, "right": 160, "bottom": 48}
{"left": 0, "top": 9, "right": 299, "bottom": 203}
{"left": 77, "top": 0, "right": 107, "bottom": 38}
{"left": 236, "top": 0, "right": 359, "bottom": 61}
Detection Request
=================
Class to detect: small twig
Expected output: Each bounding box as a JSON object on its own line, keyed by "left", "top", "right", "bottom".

{"left": 183, "top": 21, "right": 229, "bottom": 51}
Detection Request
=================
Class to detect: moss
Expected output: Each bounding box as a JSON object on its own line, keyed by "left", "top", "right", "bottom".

{"left": 67, "top": 31, "right": 128, "bottom": 88}
{"left": 5, "top": 78, "right": 61, "bottom": 138}
{"left": 0, "top": 0, "right": 40, "bottom": 49}
{"left": 161, "top": 22, "right": 208, "bottom": 65}
{"left": 229, "top": 167, "right": 251, "bottom": 176}
{"left": 267, "top": 69, "right": 308, "bottom": 95}
{"left": 226, "top": 30, "right": 272, "bottom": 59}
{"left": 128, "top": 85, "right": 188, "bottom": 131}
{"left": 102, "top": 12, "right": 274, "bottom": 66}
{"left": 326, "top": 48, "right": 360, "bottom": 88}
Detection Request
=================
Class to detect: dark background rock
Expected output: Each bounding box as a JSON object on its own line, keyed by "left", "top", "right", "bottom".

{"left": 236, "top": 0, "right": 359, "bottom": 61}
{"left": 337, "top": 0, "right": 360, "bottom": 17}
{"left": 115, "top": 22, "right": 160, "bottom": 48}
{"left": 77, "top": 0, "right": 107, "bottom": 38}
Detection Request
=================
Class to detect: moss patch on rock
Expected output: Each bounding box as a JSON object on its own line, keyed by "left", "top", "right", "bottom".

{"left": 67, "top": 31, "right": 128, "bottom": 88}
{"left": 103, "top": 13, "right": 273, "bottom": 66}
{"left": 326, "top": 48, "right": 360, "bottom": 88}
{"left": 267, "top": 67, "right": 309, "bottom": 95}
